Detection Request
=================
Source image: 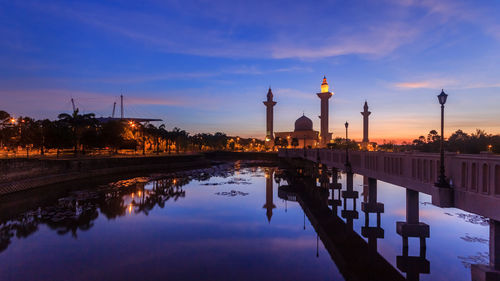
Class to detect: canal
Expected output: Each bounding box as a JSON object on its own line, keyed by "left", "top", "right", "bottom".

{"left": 0, "top": 162, "right": 489, "bottom": 280}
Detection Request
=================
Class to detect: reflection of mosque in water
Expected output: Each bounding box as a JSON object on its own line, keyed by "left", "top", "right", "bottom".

{"left": 277, "top": 165, "right": 431, "bottom": 281}
{"left": 276, "top": 163, "right": 500, "bottom": 281}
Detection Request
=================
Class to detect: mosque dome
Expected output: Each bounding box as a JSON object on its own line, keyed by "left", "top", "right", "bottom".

{"left": 294, "top": 115, "right": 313, "bottom": 131}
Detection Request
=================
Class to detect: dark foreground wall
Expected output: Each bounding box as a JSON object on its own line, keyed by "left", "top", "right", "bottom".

{"left": 0, "top": 152, "right": 277, "bottom": 196}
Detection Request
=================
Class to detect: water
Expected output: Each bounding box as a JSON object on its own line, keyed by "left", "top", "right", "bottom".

{"left": 0, "top": 162, "right": 489, "bottom": 281}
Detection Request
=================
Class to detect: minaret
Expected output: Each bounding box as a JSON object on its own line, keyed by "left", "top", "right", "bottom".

{"left": 263, "top": 88, "right": 277, "bottom": 142}
{"left": 263, "top": 168, "right": 276, "bottom": 223}
{"left": 361, "top": 101, "right": 371, "bottom": 149}
{"left": 317, "top": 76, "right": 333, "bottom": 147}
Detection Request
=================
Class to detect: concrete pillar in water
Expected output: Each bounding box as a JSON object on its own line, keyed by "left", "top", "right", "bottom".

{"left": 471, "top": 219, "right": 500, "bottom": 281}
{"left": 361, "top": 177, "right": 384, "bottom": 251}
{"left": 492, "top": 220, "right": 500, "bottom": 271}
{"left": 397, "top": 189, "right": 429, "bottom": 246}
{"left": 329, "top": 168, "right": 342, "bottom": 215}
{"left": 319, "top": 164, "right": 330, "bottom": 189}
{"left": 396, "top": 188, "right": 430, "bottom": 281}
{"left": 341, "top": 172, "right": 359, "bottom": 229}
{"left": 406, "top": 189, "right": 419, "bottom": 225}
{"left": 397, "top": 245, "right": 430, "bottom": 281}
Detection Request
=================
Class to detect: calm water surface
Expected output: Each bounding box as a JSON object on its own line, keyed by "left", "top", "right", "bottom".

{"left": 0, "top": 162, "right": 489, "bottom": 280}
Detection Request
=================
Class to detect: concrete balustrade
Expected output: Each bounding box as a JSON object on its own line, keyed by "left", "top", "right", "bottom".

{"left": 279, "top": 149, "right": 500, "bottom": 221}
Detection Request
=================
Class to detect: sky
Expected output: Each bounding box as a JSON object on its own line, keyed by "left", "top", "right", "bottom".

{"left": 1, "top": 0, "right": 499, "bottom": 142}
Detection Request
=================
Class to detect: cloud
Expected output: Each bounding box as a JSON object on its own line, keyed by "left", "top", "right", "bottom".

{"left": 394, "top": 82, "right": 434, "bottom": 89}
{"left": 393, "top": 78, "right": 457, "bottom": 89}
{"left": 8, "top": 1, "right": 438, "bottom": 60}
{"left": 393, "top": 78, "right": 500, "bottom": 90}
{"left": 0, "top": 88, "right": 197, "bottom": 117}
{"left": 271, "top": 22, "right": 420, "bottom": 59}
{"left": 89, "top": 72, "right": 219, "bottom": 84}
{"left": 7, "top": 0, "right": 500, "bottom": 62}
{"left": 226, "top": 65, "right": 312, "bottom": 75}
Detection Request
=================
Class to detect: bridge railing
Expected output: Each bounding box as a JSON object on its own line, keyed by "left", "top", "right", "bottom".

{"left": 279, "top": 148, "right": 500, "bottom": 198}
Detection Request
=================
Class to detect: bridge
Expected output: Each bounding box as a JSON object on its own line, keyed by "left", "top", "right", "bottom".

{"left": 278, "top": 148, "right": 500, "bottom": 281}
{"left": 279, "top": 148, "right": 500, "bottom": 220}
{"left": 278, "top": 168, "right": 427, "bottom": 281}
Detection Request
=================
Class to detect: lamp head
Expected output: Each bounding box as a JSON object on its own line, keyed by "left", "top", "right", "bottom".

{"left": 345, "top": 121, "right": 349, "bottom": 129}
{"left": 437, "top": 89, "right": 448, "bottom": 105}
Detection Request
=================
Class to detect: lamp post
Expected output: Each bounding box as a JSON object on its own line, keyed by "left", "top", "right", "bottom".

{"left": 436, "top": 89, "right": 450, "bottom": 188}
{"left": 129, "top": 121, "right": 137, "bottom": 155}
{"left": 142, "top": 123, "right": 146, "bottom": 156}
{"left": 345, "top": 121, "right": 351, "bottom": 170}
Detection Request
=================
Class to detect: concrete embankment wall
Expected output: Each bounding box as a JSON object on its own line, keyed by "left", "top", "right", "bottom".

{"left": 0, "top": 152, "right": 277, "bottom": 196}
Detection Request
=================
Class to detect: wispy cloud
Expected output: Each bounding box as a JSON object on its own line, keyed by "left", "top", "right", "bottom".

{"left": 0, "top": 88, "right": 209, "bottom": 117}
{"left": 394, "top": 78, "right": 456, "bottom": 89}
{"left": 393, "top": 78, "right": 500, "bottom": 90}
{"left": 7, "top": 0, "right": 458, "bottom": 60}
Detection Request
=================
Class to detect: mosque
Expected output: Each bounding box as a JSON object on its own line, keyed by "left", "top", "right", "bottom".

{"left": 264, "top": 76, "right": 333, "bottom": 148}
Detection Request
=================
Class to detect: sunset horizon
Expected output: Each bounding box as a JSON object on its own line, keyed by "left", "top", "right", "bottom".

{"left": 2, "top": 0, "right": 500, "bottom": 143}
{"left": 2, "top": 1, "right": 500, "bottom": 281}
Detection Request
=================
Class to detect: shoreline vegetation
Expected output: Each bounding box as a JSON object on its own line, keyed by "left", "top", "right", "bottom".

{"left": 0, "top": 109, "right": 267, "bottom": 159}
{"left": 2, "top": 110, "right": 498, "bottom": 159}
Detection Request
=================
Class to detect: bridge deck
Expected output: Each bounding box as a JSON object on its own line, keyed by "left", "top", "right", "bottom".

{"left": 279, "top": 149, "right": 500, "bottom": 221}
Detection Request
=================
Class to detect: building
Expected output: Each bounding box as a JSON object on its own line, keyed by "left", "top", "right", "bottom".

{"left": 275, "top": 114, "right": 320, "bottom": 148}
{"left": 263, "top": 88, "right": 277, "bottom": 141}
{"left": 317, "top": 76, "right": 333, "bottom": 146}
{"left": 265, "top": 77, "right": 332, "bottom": 148}
{"left": 361, "top": 101, "right": 371, "bottom": 150}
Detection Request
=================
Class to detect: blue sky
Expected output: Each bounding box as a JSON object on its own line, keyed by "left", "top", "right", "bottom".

{"left": 1, "top": 0, "right": 499, "bottom": 141}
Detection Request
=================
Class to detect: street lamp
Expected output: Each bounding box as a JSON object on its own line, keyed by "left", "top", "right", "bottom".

{"left": 436, "top": 89, "right": 450, "bottom": 188}
{"left": 129, "top": 121, "right": 138, "bottom": 154}
{"left": 345, "top": 121, "right": 351, "bottom": 169}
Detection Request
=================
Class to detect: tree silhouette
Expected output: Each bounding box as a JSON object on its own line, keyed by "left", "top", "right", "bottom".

{"left": 57, "top": 109, "right": 96, "bottom": 155}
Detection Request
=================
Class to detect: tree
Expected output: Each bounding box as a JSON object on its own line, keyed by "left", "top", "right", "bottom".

{"left": 101, "top": 120, "right": 125, "bottom": 154}
{"left": 57, "top": 109, "right": 96, "bottom": 155}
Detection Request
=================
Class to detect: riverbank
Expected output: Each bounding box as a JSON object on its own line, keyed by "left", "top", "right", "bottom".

{"left": 0, "top": 152, "right": 278, "bottom": 196}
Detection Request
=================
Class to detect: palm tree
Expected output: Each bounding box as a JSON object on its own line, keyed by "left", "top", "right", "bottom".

{"left": 58, "top": 109, "right": 96, "bottom": 156}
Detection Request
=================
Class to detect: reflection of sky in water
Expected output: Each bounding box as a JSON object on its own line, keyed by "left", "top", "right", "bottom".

{"left": 0, "top": 166, "right": 341, "bottom": 281}
{"left": 0, "top": 166, "right": 489, "bottom": 281}
{"left": 336, "top": 173, "right": 489, "bottom": 281}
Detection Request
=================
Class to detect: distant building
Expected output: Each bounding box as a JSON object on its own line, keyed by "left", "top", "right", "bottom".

{"left": 275, "top": 114, "right": 320, "bottom": 148}
{"left": 263, "top": 87, "right": 277, "bottom": 144}
{"left": 265, "top": 77, "right": 333, "bottom": 148}
{"left": 361, "top": 101, "right": 371, "bottom": 150}
{"left": 317, "top": 76, "right": 333, "bottom": 146}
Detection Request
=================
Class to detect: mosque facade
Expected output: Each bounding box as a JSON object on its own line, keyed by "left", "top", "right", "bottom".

{"left": 274, "top": 115, "right": 320, "bottom": 148}
{"left": 264, "top": 76, "right": 333, "bottom": 148}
